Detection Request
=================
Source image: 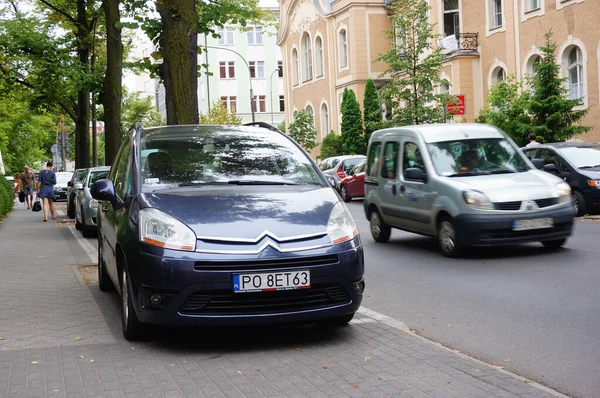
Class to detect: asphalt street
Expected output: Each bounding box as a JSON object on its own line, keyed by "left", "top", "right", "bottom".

{"left": 345, "top": 201, "right": 600, "bottom": 398}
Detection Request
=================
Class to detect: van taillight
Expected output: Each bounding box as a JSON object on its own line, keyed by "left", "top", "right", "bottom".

{"left": 337, "top": 168, "right": 346, "bottom": 179}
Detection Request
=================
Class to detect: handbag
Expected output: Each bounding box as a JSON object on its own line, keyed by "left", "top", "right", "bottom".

{"left": 18, "top": 191, "right": 25, "bottom": 203}
{"left": 32, "top": 196, "right": 42, "bottom": 212}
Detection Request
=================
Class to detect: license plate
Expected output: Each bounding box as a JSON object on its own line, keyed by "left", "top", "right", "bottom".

{"left": 233, "top": 270, "right": 310, "bottom": 293}
{"left": 512, "top": 218, "right": 553, "bottom": 231}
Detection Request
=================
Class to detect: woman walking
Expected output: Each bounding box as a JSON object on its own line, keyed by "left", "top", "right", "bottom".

{"left": 37, "top": 161, "right": 57, "bottom": 222}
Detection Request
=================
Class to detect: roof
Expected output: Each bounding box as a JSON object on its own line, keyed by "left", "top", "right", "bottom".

{"left": 140, "top": 124, "right": 285, "bottom": 141}
{"left": 371, "top": 123, "right": 505, "bottom": 144}
{"left": 529, "top": 142, "right": 600, "bottom": 150}
{"left": 320, "top": 155, "right": 367, "bottom": 162}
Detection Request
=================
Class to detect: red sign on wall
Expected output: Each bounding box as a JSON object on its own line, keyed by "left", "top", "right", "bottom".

{"left": 447, "top": 95, "right": 465, "bottom": 116}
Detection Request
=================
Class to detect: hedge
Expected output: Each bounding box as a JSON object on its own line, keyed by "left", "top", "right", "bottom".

{"left": 0, "top": 176, "right": 14, "bottom": 220}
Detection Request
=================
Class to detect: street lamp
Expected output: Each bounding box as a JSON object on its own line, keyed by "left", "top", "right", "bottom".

{"left": 199, "top": 44, "right": 255, "bottom": 123}
{"left": 269, "top": 68, "right": 279, "bottom": 124}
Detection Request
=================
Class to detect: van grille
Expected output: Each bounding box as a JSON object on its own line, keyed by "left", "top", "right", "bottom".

{"left": 194, "top": 255, "right": 339, "bottom": 271}
{"left": 494, "top": 201, "right": 521, "bottom": 211}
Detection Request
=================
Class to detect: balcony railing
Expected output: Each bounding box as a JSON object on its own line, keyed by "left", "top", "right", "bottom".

{"left": 439, "top": 33, "right": 479, "bottom": 55}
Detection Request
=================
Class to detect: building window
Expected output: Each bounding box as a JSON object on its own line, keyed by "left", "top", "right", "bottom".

{"left": 279, "top": 95, "right": 285, "bottom": 112}
{"left": 525, "top": 0, "right": 540, "bottom": 11}
{"left": 443, "top": 0, "right": 460, "bottom": 38}
{"left": 493, "top": 67, "right": 506, "bottom": 84}
{"left": 302, "top": 33, "right": 313, "bottom": 81}
{"left": 249, "top": 61, "right": 265, "bottom": 78}
{"left": 567, "top": 46, "right": 584, "bottom": 100}
{"left": 305, "top": 105, "right": 314, "bottom": 126}
{"left": 339, "top": 29, "right": 348, "bottom": 68}
{"left": 321, "top": 103, "right": 329, "bottom": 137}
{"left": 441, "top": 82, "right": 450, "bottom": 94}
{"left": 316, "top": 36, "right": 324, "bottom": 77}
{"left": 526, "top": 55, "right": 542, "bottom": 76}
{"left": 490, "top": 0, "right": 503, "bottom": 29}
{"left": 246, "top": 27, "right": 263, "bottom": 45}
{"left": 220, "top": 96, "right": 237, "bottom": 113}
{"left": 292, "top": 49, "right": 299, "bottom": 86}
{"left": 219, "top": 61, "right": 235, "bottom": 79}
{"left": 278, "top": 61, "right": 283, "bottom": 78}
{"left": 217, "top": 27, "right": 234, "bottom": 45}
{"left": 252, "top": 95, "right": 266, "bottom": 113}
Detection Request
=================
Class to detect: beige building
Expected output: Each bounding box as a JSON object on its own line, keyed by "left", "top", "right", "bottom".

{"left": 278, "top": 0, "right": 600, "bottom": 159}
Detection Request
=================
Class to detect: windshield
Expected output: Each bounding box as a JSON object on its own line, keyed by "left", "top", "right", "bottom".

{"left": 88, "top": 170, "right": 109, "bottom": 187}
{"left": 559, "top": 146, "right": 600, "bottom": 169}
{"left": 139, "top": 127, "right": 322, "bottom": 191}
{"left": 56, "top": 173, "right": 73, "bottom": 184}
{"left": 427, "top": 138, "right": 529, "bottom": 176}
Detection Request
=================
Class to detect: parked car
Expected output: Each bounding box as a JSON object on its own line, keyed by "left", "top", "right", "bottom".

{"left": 75, "top": 167, "right": 110, "bottom": 237}
{"left": 53, "top": 172, "right": 73, "bottom": 201}
{"left": 67, "top": 168, "right": 89, "bottom": 218}
{"left": 91, "top": 122, "right": 364, "bottom": 340}
{"left": 319, "top": 155, "right": 366, "bottom": 189}
{"left": 363, "top": 124, "right": 575, "bottom": 257}
{"left": 339, "top": 161, "right": 366, "bottom": 202}
{"left": 522, "top": 142, "right": 600, "bottom": 216}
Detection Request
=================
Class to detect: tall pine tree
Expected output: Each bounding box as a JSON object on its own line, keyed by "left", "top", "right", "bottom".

{"left": 363, "top": 79, "right": 382, "bottom": 143}
{"left": 341, "top": 88, "right": 366, "bottom": 155}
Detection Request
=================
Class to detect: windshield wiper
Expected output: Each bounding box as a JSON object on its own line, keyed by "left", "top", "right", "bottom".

{"left": 579, "top": 164, "right": 600, "bottom": 169}
{"left": 489, "top": 169, "right": 517, "bottom": 174}
{"left": 447, "top": 171, "right": 490, "bottom": 177}
{"left": 226, "top": 180, "right": 298, "bottom": 185}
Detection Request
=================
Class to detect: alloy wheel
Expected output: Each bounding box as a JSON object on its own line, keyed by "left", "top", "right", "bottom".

{"left": 439, "top": 221, "right": 456, "bottom": 254}
{"left": 122, "top": 270, "right": 129, "bottom": 330}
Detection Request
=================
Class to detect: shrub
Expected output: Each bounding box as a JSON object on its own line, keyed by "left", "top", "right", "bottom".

{"left": 0, "top": 176, "right": 14, "bottom": 220}
{"left": 320, "top": 132, "right": 343, "bottom": 159}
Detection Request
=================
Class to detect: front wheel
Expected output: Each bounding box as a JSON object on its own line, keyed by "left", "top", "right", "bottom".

{"left": 81, "top": 206, "right": 94, "bottom": 238}
{"left": 340, "top": 185, "right": 351, "bottom": 202}
{"left": 370, "top": 211, "right": 391, "bottom": 243}
{"left": 572, "top": 191, "right": 587, "bottom": 217}
{"left": 542, "top": 238, "right": 567, "bottom": 250}
{"left": 438, "top": 217, "right": 462, "bottom": 258}
{"left": 121, "top": 268, "right": 143, "bottom": 341}
{"left": 98, "top": 242, "right": 113, "bottom": 292}
{"left": 67, "top": 197, "right": 75, "bottom": 218}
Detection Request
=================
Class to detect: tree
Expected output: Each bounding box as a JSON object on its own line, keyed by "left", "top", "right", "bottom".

{"left": 288, "top": 110, "right": 318, "bottom": 151}
{"left": 199, "top": 101, "right": 242, "bottom": 125}
{"left": 320, "top": 132, "right": 343, "bottom": 159}
{"left": 119, "top": 89, "right": 166, "bottom": 134}
{"left": 341, "top": 88, "right": 365, "bottom": 155}
{"left": 377, "top": 0, "right": 451, "bottom": 125}
{"left": 527, "top": 31, "right": 591, "bottom": 142}
{"left": 363, "top": 79, "right": 382, "bottom": 142}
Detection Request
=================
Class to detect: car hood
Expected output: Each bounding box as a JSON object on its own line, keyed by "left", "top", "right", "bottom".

{"left": 138, "top": 186, "right": 339, "bottom": 241}
{"left": 578, "top": 168, "right": 600, "bottom": 179}
{"left": 445, "top": 170, "right": 564, "bottom": 202}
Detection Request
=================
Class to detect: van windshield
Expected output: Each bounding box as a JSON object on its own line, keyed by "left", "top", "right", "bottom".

{"left": 427, "top": 138, "right": 529, "bottom": 177}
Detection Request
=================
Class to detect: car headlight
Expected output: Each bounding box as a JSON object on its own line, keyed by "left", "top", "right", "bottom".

{"left": 557, "top": 182, "right": 571, "bottom": 203}
{"left": 463, "top": 190, "right": 494, "bottom": 210}
{"left": 89, "top": 199, "right": 99, "bottom": 210}
{"left": 139, "top": 208, "right": 196, "bottom": 251}
{"left": 327, "top": 201, "right": 359, "bottom": 245}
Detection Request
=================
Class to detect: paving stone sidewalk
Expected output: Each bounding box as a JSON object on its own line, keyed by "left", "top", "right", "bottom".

{"left": 0, "top": 202, "right": 567, "bottom": 397}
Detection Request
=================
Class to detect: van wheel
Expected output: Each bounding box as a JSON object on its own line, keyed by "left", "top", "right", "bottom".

{"left": 370, "top": 211, "right": 391, "bottom": 243}
{"left": 340, "top": 185, "right": 351, "bottom": 202}
{"left": 572, "top": 191, "right": 587, "bottom": 217}
{"left": 438, "top": 217, "right": 462, "bottom": 258}
{"left": 121, "top": 267, "right": 143, "bottom": 341}
{"left": 542, "top": 238, "right": 567, "bottom": 250}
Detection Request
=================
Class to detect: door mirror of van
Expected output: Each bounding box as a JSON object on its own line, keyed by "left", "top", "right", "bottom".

{"left": 91, "top": 179, "right": 120, "bottom": 209}
{"left": 326, "top": 176, "right": 336, "bottom": 187}
{"left": 532, "top": 159, "right": 544, "bottom": 169}
{"left": 405, "top": 168, "right": 428, "bottom": 182}
{"left": 543, "top": 163, "right": 558, "bottom": 173}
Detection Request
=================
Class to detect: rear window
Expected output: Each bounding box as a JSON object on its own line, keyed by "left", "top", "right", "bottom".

{"left": 341, "top": 157, "right": 365, "bottom": 172}
{"left": 139, "top": 127, "right": 322, "bottom": 190}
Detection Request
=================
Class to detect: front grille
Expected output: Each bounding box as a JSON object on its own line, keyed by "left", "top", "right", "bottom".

{"left": 535, "top": 198, "right": 558, "bottom": 208}
{"left": 194, "top": 254, "right": 339, "bottom": 271}
{"left": 483, "top": 223, "right": 571, "bottom": 240}
{"left": 494, "top": 201, "right": 521, "bottom": 211}
{"left": 180, "top": 284, "right": 350, "bottom": 315}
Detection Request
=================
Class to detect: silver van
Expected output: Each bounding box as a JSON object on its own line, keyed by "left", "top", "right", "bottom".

{"left": 363, "top": 124, "right": 575, "bottom": 257}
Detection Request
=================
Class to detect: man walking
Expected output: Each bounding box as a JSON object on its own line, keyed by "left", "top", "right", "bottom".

{"left": 21, "top": 165, "right": 35, "bottom": 209}
{"left": 526, "top": 133, "right": 539, "bottom": 147}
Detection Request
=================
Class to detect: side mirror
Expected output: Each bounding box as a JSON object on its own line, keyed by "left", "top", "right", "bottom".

{"left": 74, "top": 183, "right": 83, "bottom": 190}
{"left": 543, "top": 163, "right": 558, "bottom": 173}
{"left": 326, "top": 176, "right": 336, "bottom": 188}
{"left": 532, "top": 159, "right": 544, "bottom": 169}
{"left": 91, "top": 179, "right": 120, "bottom": 209}
{"left": 405, "top": 168, "right": 428, "bottom": 182}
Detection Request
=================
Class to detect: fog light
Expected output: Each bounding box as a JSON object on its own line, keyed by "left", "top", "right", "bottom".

{"left": 353, "top": 280, "right": 365, "bottom": 294}
{"left": 149, "top": 294, "right": 163, "bottom": 305}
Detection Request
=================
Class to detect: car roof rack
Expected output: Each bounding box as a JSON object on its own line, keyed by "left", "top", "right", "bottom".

{"left": 242, "top": 121, "right": 283, "bottom": 133}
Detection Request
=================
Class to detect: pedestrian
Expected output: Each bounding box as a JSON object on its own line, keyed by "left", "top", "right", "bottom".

{"left": 525, "top": 133, "right": 539, "bottom": 147}
{"left": 36, "top": 161, "right": 57, "bottom": 222}
{"left": 21, "top": 165, "right": 36, "bottom": 209}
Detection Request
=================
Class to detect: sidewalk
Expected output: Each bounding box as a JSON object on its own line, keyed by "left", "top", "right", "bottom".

{"left": 0, "top": 201, "right": 567, "bottom": 398}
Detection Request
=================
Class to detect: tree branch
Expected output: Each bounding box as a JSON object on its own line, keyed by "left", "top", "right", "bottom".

{"left": 7, "top": 0, "right": 18, "bottom": 14}
{"left": 37, "top": 0, "right": 78, "bottom": 26}
{"left": 13, "top": 79, "right": 77, "bottom": 120}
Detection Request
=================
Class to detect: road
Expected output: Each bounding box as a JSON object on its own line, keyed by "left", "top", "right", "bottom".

{"left": 345, "top": 201, "right": 600, "bottom": 398}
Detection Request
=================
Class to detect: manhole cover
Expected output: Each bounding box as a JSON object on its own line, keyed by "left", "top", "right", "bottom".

{"left": 78, "top": 265, "right": 98, "bottom": 285}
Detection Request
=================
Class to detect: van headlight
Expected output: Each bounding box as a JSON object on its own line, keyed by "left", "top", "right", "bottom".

{"left": 327, "top": 201, "right": 359, "bottom": 245}
{"left": 139, "top": 208, "right": 196, "bottom": 251}
{"left": 557, "top": 182, "right": 571, "bottom": 203}
{"left": 463, "top": 190, "right": 494, "bottom": 210}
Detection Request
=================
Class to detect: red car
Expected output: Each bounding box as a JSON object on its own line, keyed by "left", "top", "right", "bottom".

{"left": 338, "top": 161, "right": 366, "bottom": 202}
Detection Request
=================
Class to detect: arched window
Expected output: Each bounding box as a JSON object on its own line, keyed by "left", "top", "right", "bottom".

{"left": 526, "top": 55, "right": 541, "bottom": 77}
{"left": 316, "top": 36, "right": 324, "bottom": 77}
{"left": 302, "top": 33, "right": 313, "bottom": 81}
{"left": 321, "top": 104, "right": 329, "bottom": 138}
{"left": 305, "top": 105, "right": 314, "bottom": 126}
{"left": 493, "top": 67, "right": 506, "bottom": 84}
{"left": 567, "top": 46, "right": 583, "bottom": 100}
{"left": 292, "top": 49, "right": 299, "bottom": 86}
{"left": 339, "top": 29, "right": 348, "bottom": 68}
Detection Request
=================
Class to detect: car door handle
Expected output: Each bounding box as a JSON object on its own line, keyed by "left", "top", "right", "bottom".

{"left": 392, "top": 184, "right": 405, "bottom": 195}
{"left": 400, "top": 185, "right": 406, "bottom": 193}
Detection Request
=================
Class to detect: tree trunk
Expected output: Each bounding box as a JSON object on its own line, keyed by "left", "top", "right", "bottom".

{"left": 75, "top": 1, "right": 90, "bottom": 169}
{"left": 157, "top": 0, "right": 199, "bottom": 125}
{"left": 102, "top": 0, "right": 122, "bottom": 166}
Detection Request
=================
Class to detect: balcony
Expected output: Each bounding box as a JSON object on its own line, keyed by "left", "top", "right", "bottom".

{"left": 439, "top": 33, "right": 479, "bottom": 55}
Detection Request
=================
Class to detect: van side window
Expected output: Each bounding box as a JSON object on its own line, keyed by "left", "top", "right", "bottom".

{"left": 381, "top": 142, "right": 399, "bottom": 179}
{"left": 403, "top": 142, "right": 425, "bottom": 176}
{"left": 367, "top": 143, "right": 382, "bottom": 177}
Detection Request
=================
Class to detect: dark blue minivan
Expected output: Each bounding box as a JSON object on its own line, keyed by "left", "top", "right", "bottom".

{"left": 91, "top": 123, "right": 364, "bottom": 340}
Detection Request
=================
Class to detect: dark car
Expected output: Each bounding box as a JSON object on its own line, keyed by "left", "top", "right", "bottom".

{"left": 338, "top": 161, "right": 366, "bottom": 202}
{"left": 53, "top": 172, "right": 73, "bottom": 201}
{"left": 67, "top": 168, "right": 89, "bottom": 218}
{"left": 91, "top": 123, "right": 365, "bottom": 340}
{"left": 523, "top": 142, "right": 600, "bottom": 216}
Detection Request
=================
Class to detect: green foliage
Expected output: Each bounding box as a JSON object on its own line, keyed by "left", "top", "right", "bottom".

{"left": 363, "top": 79, "right": 382, "bottom": 141}
{"left": 320, "top": 132, "right": 343, "bottom": 159}
{"left": 288, "top": 110, "right": 318, "bottom": 151}
{"left": 341, "top": 88, "right": 365, "bottom": 155}
{"left": 277, "top": 120, "right": 286, "bottom": 133}
{"left": 377, "top": 0, "right": 451, "bottom": 125}
{"left": 199, "top": 101, "right": 242, "bottom": 125}
{"left": 0, "top": 175, "right": 14, "bottom": 220}
{"left": 119, "top": 89, "right": 166, "bottom": 134}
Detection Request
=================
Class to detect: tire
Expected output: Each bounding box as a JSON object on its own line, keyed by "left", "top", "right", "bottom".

{"left": 67, "top": 196, "right": 75, "bottom": 218}
{"left": 75, "top": 209, "right": 82, "bottom": 230}
{"left": 98, "top": 241, "right": 113, "bottom": 292}
{"left": 121, "top": 267, "right": 143, "bottom": 341}
{"left": 572, "top": 191, "right": 587, "bottom": 217}
{"left": 81, "top": 206, "right": 94, "bottom": 238}
{"left": 340, "top": 185, "right": 351, "bottom": 202}
{"left": 370, "top": 210, "right": 391, "bottom": 243}
{"left": 437, "top": 217, "right": 462, "bottom": 258}
{"left": 320, "top": 313, "right": 355, "bottom": 328}
{"left": 542, "top": 238, "right": 567, "bottom": 250}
